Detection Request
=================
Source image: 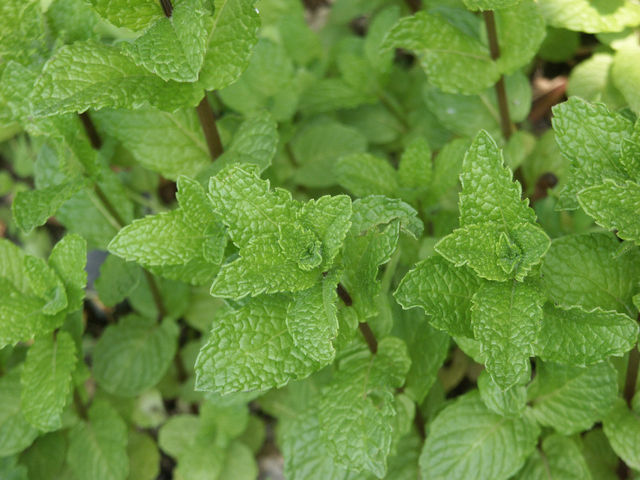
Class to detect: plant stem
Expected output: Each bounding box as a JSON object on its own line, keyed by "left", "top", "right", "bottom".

{"left": 405, "top": 0, "right": 421, "bottom": 13}
{"left": 159, "top": 0, "right": 173, "bottom": 17}
{"left": 483, "top": 11, "right": 513, "bottom": 141}
{"left": 336, "top": 282, "right": 353, "bottom": 307}
{"left": 78, "top": 111, "right": 166, "bottom": 321}
{"left": 196, "top": 96, "right": 224, "bottom": 162}
{"left": 624, "top": 342, "right": 639, "bottom": 408}
{"left": 358, "top": 322, "right": 378, "bottom": 354}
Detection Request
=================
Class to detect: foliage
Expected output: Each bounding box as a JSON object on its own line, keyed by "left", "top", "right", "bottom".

{"left": 0, "top": 0, "right": 639, "bottom": 479}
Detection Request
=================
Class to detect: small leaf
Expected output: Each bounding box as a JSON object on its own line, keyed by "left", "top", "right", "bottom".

{"left": 603, "top": 399, "right": 640, "bottom": 471}
{"left": 516, "top": 434, "right": 592, "bottom": 480}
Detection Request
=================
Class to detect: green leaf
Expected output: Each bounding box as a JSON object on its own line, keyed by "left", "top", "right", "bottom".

{"left": 158, "top": 414, "right": 200, "bottom": 459}
{"left": 516, "top": 434, "right": 592, "bottom": 480}
{"left": 436, "top": 222, "right": 550, "bottom": 282}
{"left": 529, "top": 361, "right": 618, "bottom": 435}
{"left": 419, "top": 392, "right": 539, "bottom": 480}
{"left": 478, "top": 370, "right": 527, "bottom": 418}
{"left": 24, "top": 255, "right": 68, "bottom": 315}
{"left": 12, "top": 179, "right": 87, "bottom": 233}
{"left": 95, "top": 255, "right": 142, "bottom": 307}
{"left": 67, "top": 400, "right": 129, "bottom": 480}
{"left": 350, "top": 196, "right": 423, "bottom": 239}
{"left": 397, "top": 137, "right": 432, "bottom": 202}
{"left": 87, "top": 0, "right": 163, "bottom": 30}
{"left": 494, "top": 0, "right": 546, "bottom": 75}
{"left": 603, "top": 399, "right": 640, "bottom": 471}
{"left": 335, "top": 153, "right": 398, "bottom": 198}
{"left": 0, "top": 369, "right": 39, "bottom": 456}
{"left": 578, "top": 179, "right": 640, "bottom": 245}
{"left": 464, "top": 0, "right": 522, "bottom": 9}
{"left": 318, "top": 338, "right": 411, "bottom": 477}
{"left": 582, "top": 429, "right": 619, "bottom": 480}
{"left": 286, "top": 273, "right": 339, "bottom": 364}
{"left": 392, "top": 308, "right": 449, "bottom": 403}
{"left": 383, "top": 11, "right": 498, "bottom": 94}
{"left": 611, "top": 47, "right": 640, "bottom": 114}
{"left": 552, "top": 97, "right": 633, "bottom": 209}
{"left": 93, "top": 315, "right": 179, "bottom": 397}
{"left": 20, "top": 332, "right": 77, "bottom": 431}
{"left": 535, "top": 304, "right": 638, "bottom": 366}
{"left": 537, "top": 0, "right": 640, "bottom": 33}
{"left": 32, "top": 41, "right": 201, "bottom": 116}
{"left": 541, "top": 232, "right": 640, "bottom": 317}
{"left": 48, "top": 234, "right": 88, "bottom": 313}
{"left": 291, "top": 119, "right": 367, "bottom": 188}
{"left": 93, "top": 108, "right": 210, "bottom": 180}
{"left": 194, "top": 295, "right": 323, "bottom": 394}
{"left": 394, "top": 256, "right": 480, "bottom": 338}
{"left": 127, "top": 431, "right": 160, "bottom": 480}
{"left": 122, "top": 0, "right": 213, "bottom": 82}
{"left": 198, "top": 0, "right": 260, "bottom": 91}
{"left": 18, "top": 431, "right": 67, "bottom": 480}
{"left": 0, "top": 0, "right": 47, "bottom": 69}
{"left": 471, "top": 280, "right": 544, "bottom": 389}
{"left": 0, "top": 278, "right": 50, "bottom": 349}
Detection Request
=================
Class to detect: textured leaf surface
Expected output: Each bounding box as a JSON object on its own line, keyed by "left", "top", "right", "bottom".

{"left": 463, "top": 0, "right": 521, "bottom": 10}
{"left": 122, "top": 0, "right": 213, "bottom": 82}
{"left": 478, "top": 370, "right": 527, "bottom": 418}
{"left": 67, "top": 401, "right": 129, "bottom": 480}
{"left": 495, "top": 1, "right": 546, "bottom": 75}
{"left": 535, "top": 304, "right": 638, "bottom": 366}
{"left": 88, "top": 0, "right": 162, "bottom": 30}
{"left": 32, "top": 42, "right": 201, "bottom": 116}
{"left": 516, "top": 434, "right": 592, "bottom": 480}
{"left": 48, "top": 234, "right": 87, "bottom": 313}
{"left": 383, "top": 11, "right": 498, "bottom": 94}
{"left": 24, "top": 256, "right": 68, "bottom": 315}
{"left": 529, "top": 361, "right": 618, "bottom": 435}
{"left": 394, "top": 256, "right": 480, "bottom": 338}
{"left": 12, "top": 179, "right": 86, "bottom": 233}
{"left": 0, "top": 370, "right": 38, "bottom": 456}
{"left": 95, "top": 255, "right": 142, "bottom": 307}
{"left": 20, "top": 332, "right": 76, "bottom": 431}
{"left": 335, "top": 153, "right": 398, "bottom": 198}
{"left": 603, "top": 399, "right": 640, "bottom": 470}
{"left": 537, "top": 0, "right": 640, "bottom": 33}
{"left": 194, "top": 295, "right": 322, "bottom": 394}
{"left": 578, "top": 180, "right": 640, "bottom": 245}
{"left": 93, "top": 316, "right": 179, "bottom": 397}
{"left": 198, "top": 0, "right": 260, "bottom": 91}
{"left": 419, "top": 392, "right": 539, "bottom": 480}
{"left": 552, "top": 97, "right": 633, "bottom": 209}
{"left": 318, "top": 338, "right": 411, "bottom": 477}
{"left": 471, "top": 280, "right": 544, "bottom": 389}
{"left": 94, "top": 108, "right": 210, "bottom": 180}
{"left": 541, "top": 232, "right": 640, "bottom": 317}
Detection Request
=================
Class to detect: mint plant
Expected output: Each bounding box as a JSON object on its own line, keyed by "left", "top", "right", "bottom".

{"left": 1, "top": 0, "right": 640, "bottom": 479}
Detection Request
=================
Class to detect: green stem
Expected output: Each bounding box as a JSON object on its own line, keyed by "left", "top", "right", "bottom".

{"left": 624, "top": 340, "right": 639, "bottom": 408}
{"left": 482, "top": 11, "right": 513, "bottom": 141}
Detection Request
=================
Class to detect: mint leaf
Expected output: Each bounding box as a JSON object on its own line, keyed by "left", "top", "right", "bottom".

{"left": 420, "top": 392, "right": 539, "bottom": 480}
{"left": 33, "top": 42, "right": 201, "bottom": 116}
{"left": 20, "top": 332, "right": 77, "bottom": 431}
{"left": 87, "top": 0, "right": 163, "bottom": 31}
{"left": 194, "top": 295, "right": 322, "bottom": 394}
{"left": 122, "top": 0, "right": 213, "bottom": 82}
{"left": 516, "top": 434, "right": 591, "bottom": 480}
{"left": 12, "top": 178, "right": 87, "bottom": 233}
{"left": 463, "top": 0, "right": 522, "bottom": 10}
{"left": 67, "top": 400, "right": 129, "bottom": 480}
{"left": 537, "top": 0, "right": 640, "bottom": 33}
{"left": 127, "top": 431, "right": 160, "bottom": 480}
{"left": 612, "top": 47, "right": 640, "bottom": 114}
{"left": 198, "top": 0, "right": 260, "bottom": 91}
{"left": 0, "top": 369, "right": 39, "bottom": 456}
{"left": 529, "top": 361, "right": 618, "bottom": 435}
{"left": 578, "top": 179, "right": 640, "bottom": 245}
{"left": 436, "top": 131, "right": 549, "bottom": 281}
{"left": 24, "top": 256, "right": 68, "bottom": 315}
{"left": 478, "top": 370, "right": 527, "bottom": 418}
{"left": 318, "top": 338, "right": 411, "bottom": 477}
{"left": 541, "top": 232, "right": 640, "bottom": 316}
{"left": 535, "top": 304, "right": 638, "bottom": 366}
{"left": 397, "top": 137, "right": 431, "bottom": 202}
{"left": 394, "top": 256, "right": 480, "bottom": 338}
{"left": 471, "top": 280, "right": 544, "bottom": 389}
{"left": 552, "top": 97, "right": 633, "bottom": 209}
{"left": 94, "top": 108, "right": 211, "bottom": 180}
{"left": 603, "top": 399, "right": 640, "bottom": 471}
{"left": 383, "top": 11, "right": 498, "bottom": 95}
{"left": 48, "top": 233, "right": 87, "bottom": 313}
{"left": 93, "top": 315, "right": 179, "bottom": 397}
{"left": 335, "top": 153, "right": 399, "bottom": 198}
{"left": 95, "top": 255, "right": 141, "bottom": 307}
